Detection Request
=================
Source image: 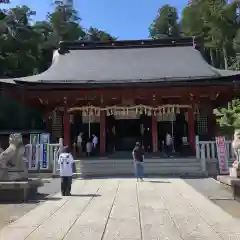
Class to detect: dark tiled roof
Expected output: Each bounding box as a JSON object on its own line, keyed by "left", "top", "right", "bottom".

{"left": 1, "top": 38, "right": 240, "bottom": 85}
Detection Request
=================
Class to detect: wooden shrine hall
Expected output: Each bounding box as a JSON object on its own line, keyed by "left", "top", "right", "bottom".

{"left": 1, "top": 37, "right": 240, "bottom": 156}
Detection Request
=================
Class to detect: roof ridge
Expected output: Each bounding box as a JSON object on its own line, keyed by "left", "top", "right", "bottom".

{"left": 58, "top": 37, "right": 202, "bottom": 52}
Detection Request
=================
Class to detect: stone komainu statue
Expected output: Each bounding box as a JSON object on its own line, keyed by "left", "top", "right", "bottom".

{"left": 0, "top": 133, "right": 27, "bottom": 181}
{"left": 232, "top": 130, "right": 240, "bottom": 170}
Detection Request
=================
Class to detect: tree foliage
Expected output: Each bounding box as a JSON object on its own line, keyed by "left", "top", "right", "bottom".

{"left": 214, "top": 99, "right": 240, "bottom": 129}
{"left": 0, "top": 2, "right": 116, "bottom": 78}
{"left": 149, "top": 1, "right": 240, "bottom": 69}
{"left": 149, "top": 4, "right": 180, "bottom": 39}
{"left": 86, "top": 27, "right": 117, "bottom": 41}
{"left": 181, "top": 0, "right": 240, "bottom": 69}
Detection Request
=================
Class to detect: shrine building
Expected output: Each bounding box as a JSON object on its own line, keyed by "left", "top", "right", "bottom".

{"left": 1, "top": 37, "right": 240, "bottom": 156}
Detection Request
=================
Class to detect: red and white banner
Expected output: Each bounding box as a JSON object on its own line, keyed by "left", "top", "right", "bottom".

{"left": 216, "top": 136, "right": 229, "bottom": 174}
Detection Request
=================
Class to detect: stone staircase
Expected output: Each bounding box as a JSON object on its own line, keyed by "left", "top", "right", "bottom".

{"left": 78, "top": 157, "right": 204, "bottom": 177}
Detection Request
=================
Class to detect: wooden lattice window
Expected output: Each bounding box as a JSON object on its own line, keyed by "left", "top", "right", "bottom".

{"left": 196, "top": 114, "right": 208, "bottom": 135}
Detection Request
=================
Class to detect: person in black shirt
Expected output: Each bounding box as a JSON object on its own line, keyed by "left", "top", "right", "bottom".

{"left": 132, "top": 142, "right": 144, "bottom": 181}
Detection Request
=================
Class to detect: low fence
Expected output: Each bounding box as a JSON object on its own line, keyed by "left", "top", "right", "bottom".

{"left": 24, "top": 136, "right": 234, "bottom": 176}
{"left": 195, "top": 136, "right": 234, "bottom": 173}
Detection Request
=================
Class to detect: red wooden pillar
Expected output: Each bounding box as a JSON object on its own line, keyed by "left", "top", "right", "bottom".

{"left": 63, "top": 106, "right": 70, "bottom": 147}
{"left": 152, "top": 114, "right": 158, "bottom": 152}
{"left": 100, "top": 110, "right": 106, "bottom": 154}
{"left": 188, "top": 107, "right": 195, "bottom": 152}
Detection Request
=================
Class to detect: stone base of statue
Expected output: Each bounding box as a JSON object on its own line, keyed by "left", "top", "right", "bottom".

{"left": 0, "top": 133, "right": 43, "bottom": 202}
{"left": 0, "top": 179, "right": 43, "bottom": 202}
{"left": 0, "top": 167, "right": 28, "bottom": 181}
{"left": 217, "top": 130, "right": 240, "bottom": 200}
{"left": 229, "top": 159, "right": 240, "bottom": 178}
{"left": 217, "top": 161, "right": 240, "bottom": 201}
{"left": 217, "top": 175, "right": 240, "bottom": 201}
{"left": 229, "top": 167, "right": 240, "bottom": 178}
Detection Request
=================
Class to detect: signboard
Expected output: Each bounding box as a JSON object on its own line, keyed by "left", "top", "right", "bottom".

{"left": 28, "top": 134, "right": 40, "bottom": 170}
{"left": 40, "top": 133, "right": 50, "bottom": 144}
{"left": 30, "top": 134, "right": 40, "bottom": 145}
{"left": 40, "top": 133, "right": 50, "bottom": 170}
{"left": 216, "top": 136, "right": 229, "bottom": 174}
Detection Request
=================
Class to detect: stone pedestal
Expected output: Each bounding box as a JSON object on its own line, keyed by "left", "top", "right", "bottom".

{"left": 0, "top": 169, "right": 28, "bottom": 181}
{"left": 8, "top": 166, "right": 27, "bottom": 179}
{"left": 217, "top": 175, "right": 240, "bottom": 201}
{"left": 0, "top": 179, "right": 43, "bottom": 202}
{"left": 229, "top": 167, "right": 240, "bottom": 178}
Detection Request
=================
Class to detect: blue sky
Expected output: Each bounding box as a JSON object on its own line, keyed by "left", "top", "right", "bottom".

{"left": 6, "top": 0, "right": 188, "bottom": 39}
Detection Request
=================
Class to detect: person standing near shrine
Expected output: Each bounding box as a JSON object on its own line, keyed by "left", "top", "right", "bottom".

{"left": 77, "top": 132, "right": 83, "bottom": 155}
{"left": 86, "top": 138, "right": 92, "bottom": 157}
{"left": 92, "top": 134, "right": 98, "bottom": 154}
{"left": 132, "top": 142, "right": 144, "bottom": 181}
{"left": 165, "top": 132, "right": 173, "bottom": 157}
{"left": 58, "top": 146, "right": 74, "bottom": 196}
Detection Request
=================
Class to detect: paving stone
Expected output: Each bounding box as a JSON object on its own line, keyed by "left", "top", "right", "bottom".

{"left": 102, "top": 179, "right": 141, "bottom": 240}
{"left": 0, "top": 194, "right": 67, "bottom": 240}
{"left": 1, "top": 178, "right": 240, "bottom": 240}
{"left": 171, "top": 179, "right": 240, "bottom": 240}
{"left": 137, "top": 180, "right": 182, "bottom": 240}
{"left": 0, "top": 180, "right": 85, "bottom": 240}
{"left": 0, "top": 227, "right": 36, "bottom": 240}
{"left": 26, "top": 180, "right": 100, "bottom": 240}
{"left": 155, "top": 179, "right": 223, "bottom": 240}
{"left": 64, "top": 179, "right": 119, "bottom": 240}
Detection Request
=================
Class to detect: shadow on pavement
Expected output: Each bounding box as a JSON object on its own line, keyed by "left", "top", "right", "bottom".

{"left": 70, "top": 194, "right": 101, "bottom": 197}
{"left": 148, "top": 180, "right": 171, "bottom": 183}
{"left": 182, "top": 178, "right": 240, "bottom": 218}
{"left": 0, "top": 192, "right": 63, "bottom": 204}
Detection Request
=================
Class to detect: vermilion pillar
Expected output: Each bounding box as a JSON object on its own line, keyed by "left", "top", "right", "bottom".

{"left": 100, "top": 110, "right": 106, "bottom": 154}
{"left": 152, "top": 114, "right": 158, "bottom": 152}
{"left": 63, "top": 107, "right": 70, "bottom": 147}
{"left": 188, "top": 107, "right": 195, "bottom": 152}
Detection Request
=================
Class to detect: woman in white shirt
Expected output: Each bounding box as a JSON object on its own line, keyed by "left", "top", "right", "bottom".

{"left": 165, "top": 132, "right": 172, "bottom": 157}
{"left": 58, "top": 146, "right": 74, "bottom": 196}
{"left": 77, "top": 132, "right": 83, "bottom": 154}
{"left": 86, "top": 139, "right": 92, "bottom": 157}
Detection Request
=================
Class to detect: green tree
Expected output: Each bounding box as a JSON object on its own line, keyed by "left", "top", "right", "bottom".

{"left": 231, "top": 17, "right": 240, "bottom": 70}
{"left": 149, "top": 4, "right": 180, "bottom": 39}
{"left": 32, "top": 1, "right": 86, "bottom": 72}
{"left": 181, "top": 2, "right": 206, "bottom": 38}
{"left": 47, "top": 2, "right": 85, "bottom": 43}
{"left": 181, "top": 0, "right": 239, "bottom": 69}
{"left": 214, "top": 99, "right": 240, "bottom": 131}
{"left": 86, "top": 27, "right": 117, "bottom": 41}
{"left": 0, "top": 6, "right": 40, "bottom": 77}
{"left": 204, "top": 0, "right": 238, "bottom": 69}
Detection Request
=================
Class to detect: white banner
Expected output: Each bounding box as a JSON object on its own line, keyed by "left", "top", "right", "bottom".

{"left": 26, "top": 144, "right": 39, "bottom": 171}
{"left": 216, "top": 136, "right": 229, "bottom": 174}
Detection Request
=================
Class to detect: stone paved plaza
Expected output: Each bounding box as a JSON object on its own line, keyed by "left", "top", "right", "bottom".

{"left": 1, "top": 178, "right": 240, "bottom": 240}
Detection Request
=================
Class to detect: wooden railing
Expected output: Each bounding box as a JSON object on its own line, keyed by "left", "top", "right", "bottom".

{"left": 195, "top": 136, "right": 234, "bottom": 173}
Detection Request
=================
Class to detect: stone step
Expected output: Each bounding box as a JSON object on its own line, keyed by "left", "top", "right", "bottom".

{"left": 77, "top": 158, "right": 203, "bottom": 177}
{"left": 80, "top": 163, "right": 202, "bottom": 168}
{"left": 79, "top": 157, "right": 199, "bottom": 164}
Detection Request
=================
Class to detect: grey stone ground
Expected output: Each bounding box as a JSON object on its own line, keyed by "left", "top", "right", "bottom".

{"left": 0, "top": 178, "right": 61, "bottom": 230}
{"left": 1, "top": 178, "right": 240, "bottom": 240}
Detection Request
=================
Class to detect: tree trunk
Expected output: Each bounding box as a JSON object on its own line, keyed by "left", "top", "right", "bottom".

{"left": 210, "top": 49, "right": 214, "bottom": 66}
{"left": 223, "top": 47, "right": 228, "bottom": 70}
